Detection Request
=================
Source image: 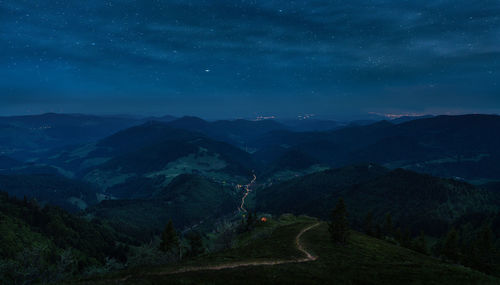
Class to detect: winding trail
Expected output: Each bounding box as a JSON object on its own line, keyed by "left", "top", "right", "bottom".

{"left": 116, "top": 222, "right": 321, "bottom": 282}
{"left": 165, "top": 222, "right": 320, "bottom": 275}
{"left": 157, "top": 222, "right": 320, "bottom": 276}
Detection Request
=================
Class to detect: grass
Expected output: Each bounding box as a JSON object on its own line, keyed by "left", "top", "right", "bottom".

{"left": 76, "top": 216, "right": 499, "bottom": 285}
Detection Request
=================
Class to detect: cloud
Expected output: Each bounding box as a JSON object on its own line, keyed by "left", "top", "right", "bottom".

{"left": 0, "top": 0, "right": 499, "bottom": 117}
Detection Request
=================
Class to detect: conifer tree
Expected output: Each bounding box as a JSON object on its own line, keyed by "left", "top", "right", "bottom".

{"left": 187, "top": 231, "right": 205, "bottom": 257}
{"left": 374, "top": 224, "right": 383, "bottom": 239}
{"left": 442, "top": 227, "right": 460, "bottom": 262}
{"left": 384, "top": 213, "right": 393, "bottom": 237}
{"left": 329, "top": 198, "right": 350, "bottom": 244}
{"left": 470, "top": 223, "right": 495, "bottom": 272}
{"left": 245, "top": 212, "right": 256, "bottom": 232}
{"left": 363, "top": 212, "right": 374, "bottom": 236}
{"left": 413, "top": 231, "right": 428, "bottom": 254}
{"left": 159, "top": 220, "right": 179, "bottom": 253}
{"left": 402, "top": 228, "right": 412, "bottom": 248}
{"left": 395, "top": 227, "right": 402, "bottom": 243}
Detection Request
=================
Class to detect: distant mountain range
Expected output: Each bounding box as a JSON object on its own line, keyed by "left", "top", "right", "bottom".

{"left": 0, "top": 113, "right": 142, "bottom": 159}
{"left": 1, "top": 113, "right": 500, "bottom": 208}
{"left": 251, "top": 114, "right": 500, "bottom": 181}
{"left": 0, "top": 173, "right": 98, "bottom": 212}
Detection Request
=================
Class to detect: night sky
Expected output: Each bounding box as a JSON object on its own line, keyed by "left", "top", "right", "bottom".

{"left": 1, "top": 1, "right": 499, "bottom": 119}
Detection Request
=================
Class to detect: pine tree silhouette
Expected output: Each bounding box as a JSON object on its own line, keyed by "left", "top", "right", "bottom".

{"left": 160, "top": 220, "right": 179, "bottom": 253}
{"left": 329, "top": 198, "right": 350, "bottom": 244}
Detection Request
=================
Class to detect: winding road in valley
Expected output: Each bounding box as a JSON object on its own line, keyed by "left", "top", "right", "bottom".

{"left": 239, "top": 173, "right": 257, "bottom": 213}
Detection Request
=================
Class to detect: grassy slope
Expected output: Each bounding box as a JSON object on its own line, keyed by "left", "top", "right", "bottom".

{"left": 80, "top": 216, "right": 498, "bottom": 284}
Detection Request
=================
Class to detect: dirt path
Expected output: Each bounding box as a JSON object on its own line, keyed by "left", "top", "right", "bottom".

{"left": 157, "top": 222, "right": 321, "bottom": 276}
{"left": 115, "top": 222, "right": 321, "bottom": 282}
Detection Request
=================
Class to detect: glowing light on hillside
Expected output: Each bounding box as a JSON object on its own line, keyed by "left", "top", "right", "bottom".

{"left": 255, "top": 116, "right": 276, "bottom": 121}
{"left": 239, "top": 173, "right": 257, "bottom": 213}
{"left": 368, "top": 112, "right": 426, "bottom": 119}
{"left": 298, "top": 114, "right": 316, "bottom": 120}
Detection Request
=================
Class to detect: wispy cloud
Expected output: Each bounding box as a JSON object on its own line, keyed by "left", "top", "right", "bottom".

{"left": 0, "top": 0, "right": 499, "bottom": 117}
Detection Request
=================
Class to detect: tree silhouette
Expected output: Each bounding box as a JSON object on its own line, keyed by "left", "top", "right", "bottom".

{"left": 384, "top": 213, "right": 393, "bottom": 238}
{"left": 245, "top": 212, "right": 256, "bottom": 232}
{"left": 328, "top": 198, "right": 350, "bottom": 244}
{"left": 468, "top": 223, "right": 495, "bottom": 273}
{"left": 442, "top": 227, "right": 460, "bottom": 262}
{"left": 374, "top": 224, "right": 383, "bottom": 239}
{"left": 187, "top": 231, "right": 205, "bottom": 257}
{"left": 159, "top": 220, "right": 179, "bottom": 253}
{"left": 401, "top": 228, "right": 412, "bottom": 248}
{"left": 363, "top": 212, "right": 374, "bottom": 236}
{"left": 413, "top": 231, "right": 428, "bottom": 255}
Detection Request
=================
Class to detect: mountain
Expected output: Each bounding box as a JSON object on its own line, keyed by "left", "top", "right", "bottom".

{"left": 253, "top": 115, "right": 500, "bottom": 181}
{"left": 0, "top": 174, "right": 98, "bottom": 211}
{"left": 37, "top": 121, "right": 256, "bottom": 198}
{"left": 0, "top": 113, "right": 141, "bottom": 159}
{"left": 0, "top": 155, "right": 68, "bottom": 176}
{"left": 141, "top": 114, "right": 177, "bottom": 123}
{"left": 166, "top": 116, "right": 289, "bottom": 148}
{"left": 391, "top": 115, "right": 434, "bottom": 124}
{"left": 96, "top": 121, "right": 199, "bottom": 156}
{"left": 254, "top": 149, "right": 329, "bottom": 183}
{"left": 167, "top": 116, "right": 211, "bottom": 132}
{"left": 279, "top": 118, "right": 344, "bottom": 131}
{"left": 257, "top": 164, "right": 497, "bottom": 237}
{"left": 267, "top": 149, "right": 320, "bottom": 172}
{"left": 87, "top": 174, "right": 239, "bottom": 240}
{"left": 3, "top": 112, "right": 500, "bottom": 284}
{"left": 84, "top": 136, "right": 254, "bottom": 196}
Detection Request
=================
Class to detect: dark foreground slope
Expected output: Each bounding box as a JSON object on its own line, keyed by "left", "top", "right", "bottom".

{"left": 0, "top": 192, "right": 134, "bottom": 284}
{"left": 80, "top": 216, "right": 498, "bottom": 285}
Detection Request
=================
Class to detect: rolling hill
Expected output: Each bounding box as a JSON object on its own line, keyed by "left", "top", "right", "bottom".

{"left": 252, "top": 115, "right": 500, "bottom": 182}
{"left": 0, "top": 174, "right": 99, "bottom": 212}
{"left": 0, "top": 113, "right": 142, "bottom": 159}
{"left": 38, "top": 122, "right": 257, "bottom": 198}
{"left": 257, "top": 164, "right": 498, "bottom": 237}
{"left": 86, "top": 174, "right": 240, "bottom": 241}
{"left": 166, "top": 116, "right": 289, "bottom": 149}
{"left": 279, "top": 118, "right": 344, "bottom": 132}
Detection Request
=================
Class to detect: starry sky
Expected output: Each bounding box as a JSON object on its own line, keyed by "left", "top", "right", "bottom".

{"left": 1, "top": 0, "right": 499, "bottom": 119}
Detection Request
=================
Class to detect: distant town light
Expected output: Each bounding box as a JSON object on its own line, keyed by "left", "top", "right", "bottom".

{"left": 255, "top": 116, "right": 276, "bottom": 121}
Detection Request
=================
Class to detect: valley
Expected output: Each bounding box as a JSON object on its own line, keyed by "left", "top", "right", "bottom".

{"left": 1, "top": 114, "right": 500, "bottom": 284}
